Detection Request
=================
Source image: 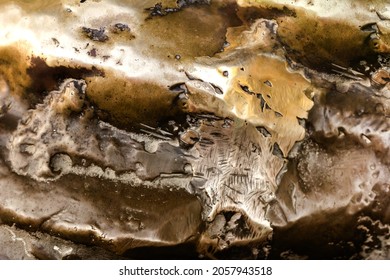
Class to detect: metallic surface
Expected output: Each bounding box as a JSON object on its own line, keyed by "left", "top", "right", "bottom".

{"left": 0, "top": 0, "right": 389, "bottom": 259}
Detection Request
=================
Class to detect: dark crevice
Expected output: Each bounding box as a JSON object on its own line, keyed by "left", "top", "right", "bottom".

{"left": 145, "top": 0, "right": 210, "bottom": 18}
{"left": 26, "top": 57, "right": 104, "bottom": 104}
{"left": 82, "top": 27, "right": 109, "bottom": 42}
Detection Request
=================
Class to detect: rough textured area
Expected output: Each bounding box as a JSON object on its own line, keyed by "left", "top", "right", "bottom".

{"left": 0, "top": 0, "right": 389, "bottom": 259}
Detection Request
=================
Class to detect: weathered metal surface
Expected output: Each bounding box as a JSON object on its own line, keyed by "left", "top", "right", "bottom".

{"left": 0, "top": 0, "right": 389, "bottom": 259}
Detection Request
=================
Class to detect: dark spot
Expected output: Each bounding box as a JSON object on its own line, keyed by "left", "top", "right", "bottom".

{"left": 87, "top": 48, "right": 97, "bottom": 57}
{"left": 145, "top": 0, "right": 209, "bottom": 18}
{"left": 360, "top": 23, "right": 378, "bottom": 32}
{"left": 297, "top": 117, "right": 306, "bottom": 127}
{"left": 264, "top": 80, "right": 272, "bottom": 87}
{"left": 210, "top": 131, "right": 222, "bottom": 137}
{"left": 26, "top": 57, "right": 104, "bottom": 102}
{"left": 80, "top": 0, "right": 86, "bottom": 3}
{"left": 145, "top": 3, "right": 179, "bottom": 17}
{"left": 113, "top": 23, "right": 130, "bottom": 32}
{"left": 239, "top": 84, "right": 253, "bottom": 94}
{"left": 272, "top": 142, "right": 284, "bottom": 158}
{"left": 382, "top": 77, "right": 390, "bottom": 82}
{"left": 281, "top": 5, "right": 296, "bottom": 17}
{"left": 51, "top": 38, "right": 60, "bottom": 46}
{"left": 147, "top": 3, "right": 165, "bottom": 17}
{"left": 211, "top": 83, "right": 223, "bottom": 95}
{"left": 200, "top": 138, "right": 214, "bottom": 145}
{"left": 82, "top": 27, "right": 109, "bottom": 42}
{"left": 176, "top": 0, "right": 210, "bottom": 8}
{"left": 257, "top": 126, "right": 272, "bottom": 137}
{"left": 223, "top": 71, "right": 229, "bottom": 77}
{"left": 0, "top": 113, "right": 19, "bottom": 131}
{"left": 257, "top": 94, "right": 266, "bottom": 111}
{"left": 169, "top": 83, "right": 188, "bottom": 94}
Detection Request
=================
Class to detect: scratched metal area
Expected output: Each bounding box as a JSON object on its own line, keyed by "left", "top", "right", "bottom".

{"left": 0, "top": 0, "right": 389, "bottom": 259}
